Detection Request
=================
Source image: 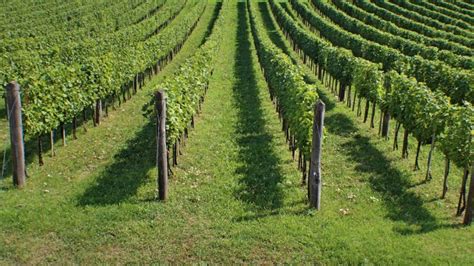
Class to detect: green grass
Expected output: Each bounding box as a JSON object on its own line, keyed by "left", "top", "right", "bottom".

{"left": 0, "top": 0, "right": 473, "bottom": 264}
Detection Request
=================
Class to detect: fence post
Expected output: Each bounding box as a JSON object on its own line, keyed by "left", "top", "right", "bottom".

{"left": 95, "top": 99, "right": 102, "bottom": 126}
{"left": 5, "top": 82, "right": 26, "bottom": 187}
{"left": 309, "top": 100, "right": 325, "bottom": 209}
{"left": 156, "top": 90, "right": 168, "bottom": 201}
{"left": 381, "top": 111, "right": 390, "bottom": 138}
{"left": 463, "top": 164, "right": 474, "bottom": 225}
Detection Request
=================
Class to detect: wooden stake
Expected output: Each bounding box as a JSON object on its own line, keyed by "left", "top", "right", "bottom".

{"left": 5, "top": 82, "right": 26, "bottom": 187}
{"left": 457, "top": 169, "right": 469, "bottom": 216}
{"left": 50, "top": 130, "right": 55, "bottom": 157}
{"left": 338, "top": 83, "right": 345, "bottom": 101}
{"left": 425, "top": 133, "right": 436, "bottom": 181}
{"left": 95, "top": 99, "right": 102, "bottom": 126}
{"left": 352, "top": 90, "right": 357, "bottom": 112}
{"left": 382, "top": 111, "right": 390, "bottom": 139}
{"left": 402, "top": 129, "right": 409, "bottom": 159}
{"left": 393, "top": 122, "right": 400, "bottom": 151}
{"left": 61, "top": 123, "right": 66, "bottom": 146}
{"left": 38, "top": 136, "right": 44, "bottom": 166}
{"left": 363, "top": 99, "right": 370, "bottom": 122}
{"left": 414, "top": 140, "right": 421, "bottom": 171}
{"left": 442, "top": 158, "right": 450, "bottom": 199}
{"left": 463, "top": 164, "right": 474, "bottom": 225}
{"left": 72, "top": 117, "right": 77, "bottom": 140}
{"left": 309, "top": 100, "right": 325, "bottom": 210}
{"left": 370, "top": 101, "right": 376, "bottom": 128}
{"left": 156, "top": 90, "right": 168, "bottom": 201}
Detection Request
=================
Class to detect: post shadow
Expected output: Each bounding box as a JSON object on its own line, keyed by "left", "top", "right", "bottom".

{"left": 232, "top": 2, "right": 286, "bottom": 211}
{"left": 77, "top": 122, "right": 155, "bottom": 206}
{"left": 341, "top": 134, "right": 441, "bottom": 234}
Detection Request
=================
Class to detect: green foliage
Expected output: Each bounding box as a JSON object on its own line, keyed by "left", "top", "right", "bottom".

{"left": 292, "top": 0, "right": 474, "bottom": 105}
{"left": 439, "top": 103, "right": 474, "bottom": 169}
{"left": 312, "top": 0, "right": 473, "bottom": 70}
{"left": 0, "top": 0, "right": 204, "bottom": 136}
{"left": 392, "top": 0, "right": 474, "bottom": 29}
{"left": 147, "top": 1, "right": 226, "bottom": 147}
{"left": 354, "top": 0, "right": 474, "bottom": 47}
{"left": 249, "top": 0, "right": 317, "bottom": 156}
{"left": 385, "top": 72, "right": 450, "bottom": 142}
{"left": 332, "top": 0, "right": 473, "bottom": 57}
{"left": 353, "top": 63, "right": 384, "bottom": 103}
{"left": 269, "top": 0, "right": 473, "bottom": 171}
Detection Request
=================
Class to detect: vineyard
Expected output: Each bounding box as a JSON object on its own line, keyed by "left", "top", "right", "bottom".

{"left": 0, "top": 0, "right": 473, "bottom": 264}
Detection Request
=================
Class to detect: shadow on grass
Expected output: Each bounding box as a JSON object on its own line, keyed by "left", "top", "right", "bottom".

{"left": 258, "top": 2, "right": 293, "bottom": 59}
{"left": 0, "top": 107, "right": 106, "bottom": 187}
{"left": 316, "top": 81, "right": 445, "bottom": 234}
{"left": 325, "top": 113, "right": 357, "bottom": 137}
{"left": 200, "top": 1, "right": 223, "bottom": 46}
{"left": 257, "top": 2, "right": 316, "bottom": 84}
{"left": 341, "top": 134, "right": 441, "bottom": 234}
{"left": 316, "top": 88, "right": 335, "bottom": 112}
{"left": 77, "top": 122, "right": 155, "bottom": 205}
{"left": 232, "top": 2, "right": 285, "bottom": 211}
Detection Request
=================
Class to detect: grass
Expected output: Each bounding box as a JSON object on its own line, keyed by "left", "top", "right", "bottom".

{"left": 0, "top": 0, "right": 473, "bottom": 264}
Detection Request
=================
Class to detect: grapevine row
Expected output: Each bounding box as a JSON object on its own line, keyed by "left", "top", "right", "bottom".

{"left": 248, "top": 0, "right": 317, "bottom": 158}
{"left": 1, "top": 0, "right": 99, "bottom": 27}
{"left": 0, "top": 2, "right": 180, "bottom": 58}
{"left": 353, "top": 0, "right": 473, "bottom": 49}
{"left": 149, "top": 1, "right": 225, "bottom": 148}
{"left": 1, "top": 0, "right": 130, "bottom": 36}
{"left": 2, "top": 0, "right": 164, "bottom": 42}
{"left": 368, "top": 0, "right": 474, "bottom": 40}
{"left": 1, "top": 1, "right": 205, "bottom": 137}
{"left": 0, "top": 0, "right": 91, "bottom": 19}
{"left": 451, "top": 0, "right": 474, "bottom": 11}
{"left": 310, "top": 0, "right": 473, "bottom": 70}
{"left": 331, "top": 0, "right": 472, "bottom": 57}
{"left": 392, "top": 0, "right": 474, "bottom": 28}
{"left": 291, "top": 0, "right": 474, "bottom": 104}
{"left": 429, "top": 0, "right": 474, "bottom": 20}
{"left": 427, "top": 0, "right": 474, "bottom": 18}
{"left": 268, "top": 0, "right": 472, "bottom": 177}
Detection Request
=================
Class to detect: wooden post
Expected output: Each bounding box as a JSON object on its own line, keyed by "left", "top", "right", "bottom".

{"left": 457, "top": 168, "right": 469, "bottom": 216}
{"left": 309, "top": 100, "right": 325, "bottom": 209}
{"left": 95, "top": 99, "right": 101, "bottom": 126}
{"left": 363, "top": 99, "right": 370, "bottom": 122}
{"left": 156, "top": 90, "right": 168, "bottom": 201}
{"left": 50, "top": 130, "right": 55, "bottom": 157}
{"left": 38, "top": 136, "right": 44, "bottom": 166}
{"left": 441, "top": 158, "right": 450, "bottom": 199}
{"left": 61, "top": 123, "right": 66, "bottom": 146}
{"left": 425, "top": 133, "right": 436, "bottom": 181}
{"left": 72, "top": 117, "right": 77, "bottom": 140}
{"left": 338, "top": 83, "right": 345, "bottom": 102}
{"left": 402, "top": 129, "right": 409, "bottom": 159}
{"left": 463, "top": 164, "right": 474, "bottom": 225}
{"left": 5, "top": 82, "right": 26, "bottom": 187}
{"left": 381, "top": 111, "right": 390, "bottom": 138}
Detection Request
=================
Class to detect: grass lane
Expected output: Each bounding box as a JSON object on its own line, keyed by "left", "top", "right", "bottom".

{"left": 0, "top": 0, "right": 472, "bottom": 264}
{"left": 0, "top": 1, "right": 218, "bottom": 263}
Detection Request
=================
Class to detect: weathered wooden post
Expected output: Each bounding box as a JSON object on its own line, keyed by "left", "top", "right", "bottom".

{"left": 156, "top": 90, "right": 168, "bottom": 201}
{"left": 309, "top": 100, "right": 325, "bottom": 209}
{"left": 338, "top": 83, "right": 345, "bottom": 102}
{"left": 95, "top": 99, "right": 102, "bottom": 126}
{"left": 381, "top": 111, "right": 390, "bottom": 138}
{"left": 463, "top": 164, "right": 474, "bottom": 225}
{"left": 5, "top": 82, "right": 26, "bottom": 187}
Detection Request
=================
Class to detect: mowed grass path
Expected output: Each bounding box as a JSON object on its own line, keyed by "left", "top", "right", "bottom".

{"left": 0, "top": 1, "right": 473, "bottom": 264}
